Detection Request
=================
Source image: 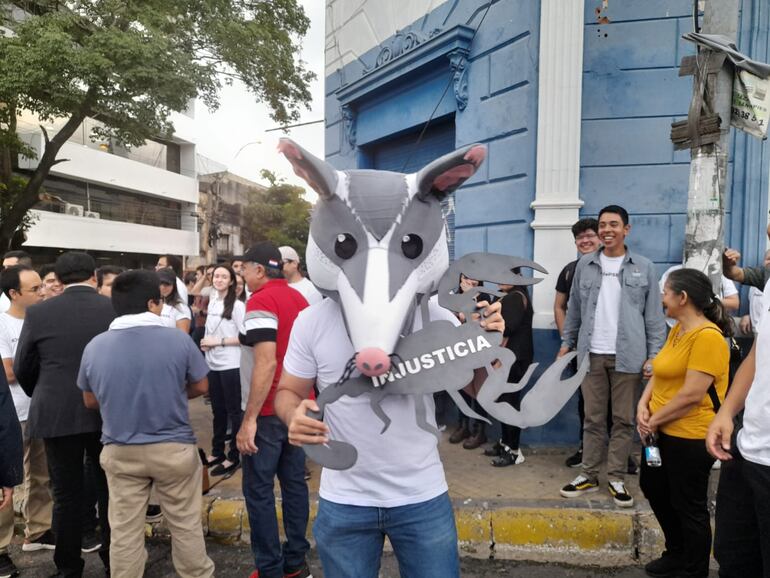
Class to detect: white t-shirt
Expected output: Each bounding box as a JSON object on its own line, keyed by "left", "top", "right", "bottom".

{"left": 749, "top": 287, "right": 763, "bottom": 334}
{"left": 283, "top": 297, "right": 458, "bottom": 508}
{"left": 204, "top": 295, "right": 245, "bottom": 371}
{"left": 160, "top": 302, "right": 192, "bottom": 329}
{"left": 290, "top": 277, "right": 323, "bottom": 306}
{"left": 590, "top": 253, "right": 624, "bottom": 354}
{"left": 738, "top": 277, "right": 770, "bottom": 466}
{"left": 0, "top": 293, "right": 9, "bottom": 314}
{"left": 0, "top": 312, "right": 30, "bottom": 421}
{"left": 176, "top": 277, "right": 188, "bottom": 304}
{"left": 659, "top": 265, "right": 739, "bottom": 328}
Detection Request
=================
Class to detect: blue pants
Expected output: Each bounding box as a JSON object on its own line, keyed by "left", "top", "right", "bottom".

{"left": 241, "top": 415, "right": 309, "bottom": 578}
{"left": 313, "top": 492, "right": 460, "bottom": 578}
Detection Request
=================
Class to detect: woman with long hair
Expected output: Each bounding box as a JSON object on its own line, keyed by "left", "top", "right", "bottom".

{"left": 199, "top": 265, "right": 245, "bottom": 476}
{"left": 637, "top": 268, "right": 731, "bottom": 578}
{"left": 158, "top": 268, "right": 192, "bottom": 333}
{"left": 485, "top": 276, "right": 533, "bottom": 467}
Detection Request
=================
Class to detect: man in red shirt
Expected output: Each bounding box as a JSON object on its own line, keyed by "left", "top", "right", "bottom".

{"left": 236, "top": 242, "right": 310, "bottom": 578}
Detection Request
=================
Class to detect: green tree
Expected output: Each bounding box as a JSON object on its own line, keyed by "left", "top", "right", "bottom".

{"left": 242, "top": 169, "right": 311, "bottom": 257}
{"left": 0, "top": 0, "right": 314, "bottom": 250}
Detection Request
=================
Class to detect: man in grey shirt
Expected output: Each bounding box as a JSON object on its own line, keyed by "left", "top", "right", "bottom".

{"left": 557, "top": 205, "right": 666, "bottom": 508}
{"left": 78, "top": 270, "right": 214, "bottom": 577}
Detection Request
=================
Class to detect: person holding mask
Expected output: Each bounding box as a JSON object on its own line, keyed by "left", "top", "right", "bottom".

{"left": 158, "top": 268, "right": 192, "bottom": 333}
{"left": 637, "top": 268, "right": 730, "bottom": 578}
{"left": 200, "top": 265, "right": 245, "bottom": 477}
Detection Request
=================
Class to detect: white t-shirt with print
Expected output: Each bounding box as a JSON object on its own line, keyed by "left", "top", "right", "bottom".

{"left": 0, "top": 312, "right": 30, "bottom": 421}
{"left": 160, "top": 303, "right": 192, "bottom": 329}
{"left": 283, "top": 297, "right": 459, "bottom": 508}
{"left": 290, "top": 277, "right": 323, "bottom": 306}
{"left": 590, "top": 253, "right": 624, "bottom": 354}
{"left": 204, "top": 295, "right": 245, "bottom": 371}
{"left": 738, "top": 277, "right": 770, "bottom": 466}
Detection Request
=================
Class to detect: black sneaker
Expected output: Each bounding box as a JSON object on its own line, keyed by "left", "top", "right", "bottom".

{"left": 565, "top": 448, "right": 583, "bottom": 468}
{"left": 22, "top": 528, "right": 56, "bottom": 551}
{"left": 145, "top": 504, "right": 162, "bottom": 522}
{"left": 283, "top": 562, "right": 313, "bottom": 578}
{"left": 210, "top": 460, "right": 240, "bottom": 477}
{"left": 644, "top": 551, "right": 684, "bottom": 577}
{"left": 560, "top": 474, "right": 599, "bottom": 498}
{"left": 81, "top": 531, "right": 102, "bottom": 553}
{"left": 608, "top": 480, "right": 634, "bottom": 508}
{"left": 0, "top": 553, "right": 18, "bottom": 578}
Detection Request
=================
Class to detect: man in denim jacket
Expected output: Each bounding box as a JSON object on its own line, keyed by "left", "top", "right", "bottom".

{"left": 558, "top": 205, "right": 666, "bottom": 507}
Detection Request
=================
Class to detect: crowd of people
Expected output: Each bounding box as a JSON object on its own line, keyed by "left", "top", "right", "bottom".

{"left": 0, "top": 202, "right": 768, "bottom": 578}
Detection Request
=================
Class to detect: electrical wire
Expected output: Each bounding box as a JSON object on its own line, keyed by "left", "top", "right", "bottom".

{"left": 399, "top": 0, "right": 494, "bottom": 173}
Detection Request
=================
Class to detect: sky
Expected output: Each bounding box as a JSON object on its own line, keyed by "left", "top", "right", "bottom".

{"left": 193, "top": 0, "right": 325, "bottom": 197}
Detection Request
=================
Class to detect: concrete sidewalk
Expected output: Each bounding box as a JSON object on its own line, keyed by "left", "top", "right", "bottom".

{"left": 185, "top": 398, "right": 720, "bottom": 567}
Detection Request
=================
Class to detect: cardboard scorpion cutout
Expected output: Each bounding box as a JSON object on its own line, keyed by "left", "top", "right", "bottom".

{"left": 278, "top": 139, "right": 589, "bottom": 470}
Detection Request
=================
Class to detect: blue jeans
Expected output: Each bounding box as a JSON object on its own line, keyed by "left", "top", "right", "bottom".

{"left": 313, "top": 492, "right": 460, "bottom": 578}
{"left": 242, "top": 415, "right": 310, "bottom": 578}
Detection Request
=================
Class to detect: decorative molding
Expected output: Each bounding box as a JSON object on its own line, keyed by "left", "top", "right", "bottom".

{"left": 447, "top": 49, "right": 469, "bottom": 112}
{"left": 367, "top": 27, "right": 443, "bottom": 71}
{"left": 530, "top": 0, "right": 586, "bottom": 329}
{"left": 341, "top": 104, "right": 357, "bottom": 148}
{"left": 335, "top": 25, "right": 475, "bottom": 108}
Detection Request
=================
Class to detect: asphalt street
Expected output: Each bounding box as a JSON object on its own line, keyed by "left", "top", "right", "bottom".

{"left": 7, "top": 538, "right": 718, "bottom": 577}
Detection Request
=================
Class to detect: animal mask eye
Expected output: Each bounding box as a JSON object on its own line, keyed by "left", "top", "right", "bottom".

{"left": 335, "top": 233, "right": 358, "bottom": 260}
{"left": 401, "top": 234, "right": 423, "bottom": 259}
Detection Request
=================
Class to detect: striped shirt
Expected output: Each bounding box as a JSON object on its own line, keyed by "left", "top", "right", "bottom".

{"left": 239, "top": 279, "right": 308, "bottom": 416}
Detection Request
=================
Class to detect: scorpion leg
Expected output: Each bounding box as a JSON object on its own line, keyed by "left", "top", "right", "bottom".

{"left": 368, "top": 389, "right": 392, "bottom": 434}
{"left": 448, "top": 389, "right": 492, "bottom": 425}
{"left": 414, "top": 394, "right": 440, "bottom": 439}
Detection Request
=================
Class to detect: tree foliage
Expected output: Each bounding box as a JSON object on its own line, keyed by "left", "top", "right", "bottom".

{"left": 242, "top": 169, "right": 311, "bottom": 258}
{"left": 0, "top": 0, "right": 315, "bottom": 250}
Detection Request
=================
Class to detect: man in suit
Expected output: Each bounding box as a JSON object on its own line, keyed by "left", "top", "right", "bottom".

{"left": 15, "top": 252, "right": 115, "bottom": 577}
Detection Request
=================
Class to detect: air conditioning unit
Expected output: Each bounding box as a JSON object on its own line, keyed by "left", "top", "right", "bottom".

{"left": 85, "top": 210, "right": 100, "bottom": 219}
{"left": 65, "top": 203, "right": 84, "bottom": 217}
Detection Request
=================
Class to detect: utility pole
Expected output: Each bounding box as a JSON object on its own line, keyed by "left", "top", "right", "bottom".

{"left": 682, "top": 0, "right": 740, "bottom": 291}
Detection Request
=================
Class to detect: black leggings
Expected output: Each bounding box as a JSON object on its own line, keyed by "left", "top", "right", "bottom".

{"left": 209, "top": 368, "right": 243, "bottom": 462}
{"left": 639, "top": 432, "right": 713, "bottom": 577}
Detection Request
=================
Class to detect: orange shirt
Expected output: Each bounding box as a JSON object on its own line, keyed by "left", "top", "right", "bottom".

{"left": 649, "top": 321, "right": 729, "bottom": 439}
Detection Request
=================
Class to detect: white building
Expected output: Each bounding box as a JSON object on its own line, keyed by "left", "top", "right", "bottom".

{"left": 15, "top": 108, "right": 199, "bottom": 268}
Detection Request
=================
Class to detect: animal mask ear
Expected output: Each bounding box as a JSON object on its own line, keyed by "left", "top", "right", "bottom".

{"left": 277, "top": 138, "right": 339, "bottom": 199}
{"left": 415, "top": 144, "right": 486, "bottom": 201}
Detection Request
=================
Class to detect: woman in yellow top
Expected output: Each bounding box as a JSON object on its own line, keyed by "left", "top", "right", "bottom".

{"left": 637, "top": 268, "right": 731, "bottom": 578}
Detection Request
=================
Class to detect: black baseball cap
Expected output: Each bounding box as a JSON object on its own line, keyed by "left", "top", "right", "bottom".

{"left": 242, "top": 242, "right": 283, "bottom": 270}
{"left": 157, "top": 268, "right": 176, "bottom": 285}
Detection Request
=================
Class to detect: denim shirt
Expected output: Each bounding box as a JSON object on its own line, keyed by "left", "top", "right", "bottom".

{"left": 561, "top": 248, "right": 666, "bottom": 374}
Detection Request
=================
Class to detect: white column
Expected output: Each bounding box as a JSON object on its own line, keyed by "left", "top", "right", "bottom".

{"left": 530, "top": 0, "right": 586, "bottom": 330}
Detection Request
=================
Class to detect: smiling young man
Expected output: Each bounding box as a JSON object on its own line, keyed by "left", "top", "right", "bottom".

{"left": 558, "top": 205, "right": 666, "bottom": 507}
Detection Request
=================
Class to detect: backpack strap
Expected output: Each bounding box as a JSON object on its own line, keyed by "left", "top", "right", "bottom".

{"left": 693, "top": 325, "right": 725, "bottom": 413}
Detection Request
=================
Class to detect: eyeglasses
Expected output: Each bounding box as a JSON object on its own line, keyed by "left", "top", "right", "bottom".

{"left": 575, "top": 233, "right": 598, "bottom": 242}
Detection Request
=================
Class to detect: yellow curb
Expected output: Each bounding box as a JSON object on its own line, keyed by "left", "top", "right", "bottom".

{"left": 207, "top": 498, "right": 244, "bottom": 543}
{"left": 488, "top": 507, "right": 633, "bottom": 550}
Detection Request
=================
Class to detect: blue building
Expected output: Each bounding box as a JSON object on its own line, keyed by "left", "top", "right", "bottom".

{"left": 324, "top": 0, "right": 770, "bottom": 443}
